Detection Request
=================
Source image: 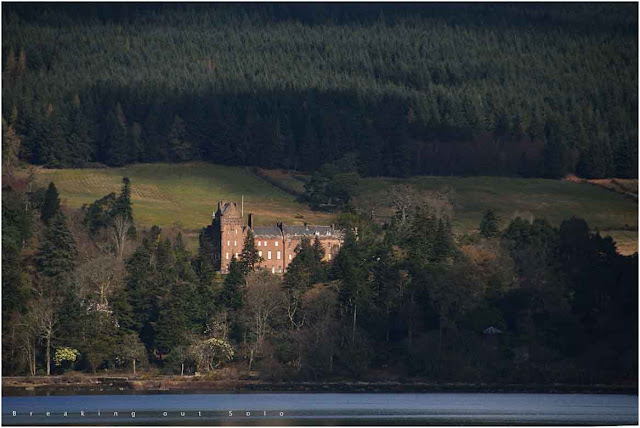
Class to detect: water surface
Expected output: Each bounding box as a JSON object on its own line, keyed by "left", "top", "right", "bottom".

{"left": 3, "top": 392, "right": 637, "bottom": 425}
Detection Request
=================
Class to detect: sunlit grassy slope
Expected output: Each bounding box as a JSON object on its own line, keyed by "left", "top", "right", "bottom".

{"left": 360, "top": 176, "right": 637, "bottom": 231}
{"left": 33, "top": 163, "right": 637, "bottom": 255}
{"left": 262, "top": 171, "right": 638, "bottom": 255}
{"left": 34, "top": 163, "right": 335, "bottom": 231}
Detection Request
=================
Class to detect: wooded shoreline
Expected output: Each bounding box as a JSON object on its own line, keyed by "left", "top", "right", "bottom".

{"left": 3, "top": 376, "right": 637, "bottom": 396}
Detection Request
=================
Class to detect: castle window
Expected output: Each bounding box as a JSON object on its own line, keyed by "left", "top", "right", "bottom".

{"left": 225, "top": 253, "right": 229, "bottom": 260}
{"left": 234, "top": 240, "right": 237, "bottom": 246}
{"left": 258, "top": 241, "right": 261, "bottom": 247}
{"left": 289, "top": 254, "right": 292, "bottom": 260}
{"left": 275, "top": 241, "right": 279, "bottom": 247}
{"left": 235, "top": 252, "right": 238, "bottom": 258}
{"left": 264, "top": 241, "right": 267, "bottom": 246}
{"left": 258, "top": 250, "right": 262, "bottom": 257}
{"left": 227, "top": 240, "right": 230, "bottom": 246}
{"left": 277, "top": 251, "right": 281, "bottom": 260}
{"left": 267, "top": 251, "right": 272, "bottom": 260}
{"left": 328, "top": 253, "right": 332, "bottom": 260}
{"left": 271, "top": 266, "right": 275, "bottom": 274}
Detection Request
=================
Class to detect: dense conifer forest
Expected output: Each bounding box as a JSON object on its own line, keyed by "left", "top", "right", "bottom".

{"left": 2, "top": 3, "right": 638, "bottom": 178}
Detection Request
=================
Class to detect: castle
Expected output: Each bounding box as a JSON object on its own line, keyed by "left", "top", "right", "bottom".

{"left": 207, "top": 201, "right": 345, "bottom": 273}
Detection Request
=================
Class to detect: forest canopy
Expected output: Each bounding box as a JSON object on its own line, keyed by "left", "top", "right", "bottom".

{"left": 2, "top": 3, "right": 638, "bottom": 178}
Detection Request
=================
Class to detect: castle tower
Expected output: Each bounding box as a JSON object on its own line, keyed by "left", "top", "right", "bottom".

{"left": 212, "top": 200, "right": 245, "bottom": 273}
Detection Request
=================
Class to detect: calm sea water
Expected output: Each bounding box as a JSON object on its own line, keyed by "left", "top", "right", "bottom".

{"left": 3, "top": 392, "right": 638, "bottom": 425}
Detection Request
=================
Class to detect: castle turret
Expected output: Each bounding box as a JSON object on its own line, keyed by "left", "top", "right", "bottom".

{"left": 212, "top": 201, "right": 246, "bottom": 273}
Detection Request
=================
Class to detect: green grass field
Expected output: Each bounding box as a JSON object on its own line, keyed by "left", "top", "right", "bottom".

{"left": 32, "top": 163, "right": 336, "bottom": 245}
{"left": 32, "top": 163, "right": 638, "bottom": 255}
{"left": 247, "top": 170, "right": 638, "bottom": 255}
{"left": 360, "top": 175, "right": 637, "bottom": 230}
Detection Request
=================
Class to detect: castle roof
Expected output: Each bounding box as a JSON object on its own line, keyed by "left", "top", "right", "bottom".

{"left": 250, "top": 224, "right": 344, "bottom": 238}
{"left": 283, "top": 225, "right": 342, "bottom": 238}
{"left": 252, "top": 226, "right": 283, "bottom": 237}
{"left": 218, "top": 201, "right": 240, "bottom": 217}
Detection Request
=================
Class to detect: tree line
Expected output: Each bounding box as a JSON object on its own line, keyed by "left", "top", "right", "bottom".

{"left": 2, "top": 3, "right": 637, "bottom": 178}
{"left": 3, "top": 174, "right": 636, "bottom": 383}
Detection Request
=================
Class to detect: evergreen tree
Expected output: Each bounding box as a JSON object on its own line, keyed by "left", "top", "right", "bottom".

{"left": 143, "top": 102, "right": 167, "bottom": 162}
{"left": 332, "top": 229, "right": 371, "bottom": 342}
{"left": 39, "top": 108, "right": 68, "bottom": 168}
{"left": 155, "top": 283, "right": 190, "bottom": 366}
{"left": 479, "top": 209, "right": 500, "bottom": 238}
{"left": 168, "top": 115, "right": 193, "bottom": 162}
{"left": 82, "top": 192, "right": 116, "bottom": 236}
{"left": 218, "top": 256, "right": 244, "bottom": 310}
{"left": 543, "top": 140, "right": 567, "bottom": 179}
{"left": 312, "top": 235, "right": 326, "bottom": 264}
{"left": 37, "top": 211, "right": 78, "bottom": 279}
{"left": 240, "top": 230, "right": 262, "bottom": 274}
{"left": 111, "top": 177, "right": 134, "bottom": 222}
{"left": 2, "top": 186, "right": 31, "bottom": 322}
{"left": 104, "top": 104, "right": 128, "bottom": 166}
{"left": 110, "top": 285, "right": 136, "bottom": 334}
{"left": 283, "top": 236, "right": 328, "bottom": 329}
{"left": 123, "top": 232, "right": 161, "bottom": 350}
{"left": 432, "top": 217, "right": 454, "bottom": 262}
{"left": 407, "top": 205, "right": 438, "bottom": 266}
{"left": 84, "top": 310, "right": 118, "bottom": 373}
{"left": 82, "top": 176, "right": 134, "bottom": 239}
{"left": 66, "top": 97, "right": 92, "bottom": 167}
{"left": 128, "top": 122, "right": 143, "bottom": 163}
{"left": 172, "top": 233, "right": 204, "bottom": 325}
{"left": 2, "top": 117, "right": 22, "bottom": 177}
{"left": 40, "top": 182, "right": 60, "bottom": 225}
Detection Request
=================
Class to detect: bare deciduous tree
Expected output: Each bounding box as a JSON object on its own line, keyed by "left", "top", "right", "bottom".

{"left": 206, "top": 311, "right": 231, "bottom": 342}
{"left": 241, "top": 270, "right": 284, "bottom": 370}
{"left": 390, "top": 184, "right": 418, "bottom": 224}
{"left": 75, "top": 254, "right": 124, "bottom": 307}
{"left": 22, "top": 295, "right": 56, "bottom": 376}
{"left": 18, "top": 311, "right": 38, "bottom": 376}
{"left": 390, "top": 184, "right": 453, "bottom": 223}
{"left": 111, "top": 215, "right": 132, "bottom": 260}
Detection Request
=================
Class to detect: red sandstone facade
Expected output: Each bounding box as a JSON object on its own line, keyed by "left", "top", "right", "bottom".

{"left": 210, "top": 201, "right": 344, "bottom": 273}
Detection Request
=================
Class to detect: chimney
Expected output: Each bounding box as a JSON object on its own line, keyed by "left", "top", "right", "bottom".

{"left": 248, "top": 213, "right": 254, "bottom": 229}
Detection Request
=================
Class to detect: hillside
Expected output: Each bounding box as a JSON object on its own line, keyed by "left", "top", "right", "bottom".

{"left": 3, "top": 3, "right": 637, "bottom": 179}
{"left": 31, "top": 163, "right": 637, "bottom": 255}
{"left": 30, "top": 163, "right": 336, "bottom": 247}
{"left": 365, "top": 176, "right": 637, "bottom": 255}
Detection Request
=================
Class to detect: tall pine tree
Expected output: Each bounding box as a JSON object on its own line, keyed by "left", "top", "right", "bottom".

{"left": 40, "top": 182, "right": 60, "bottom": 225}
{"left": 240, "top": 230, "right": 262, "bottom": 274}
